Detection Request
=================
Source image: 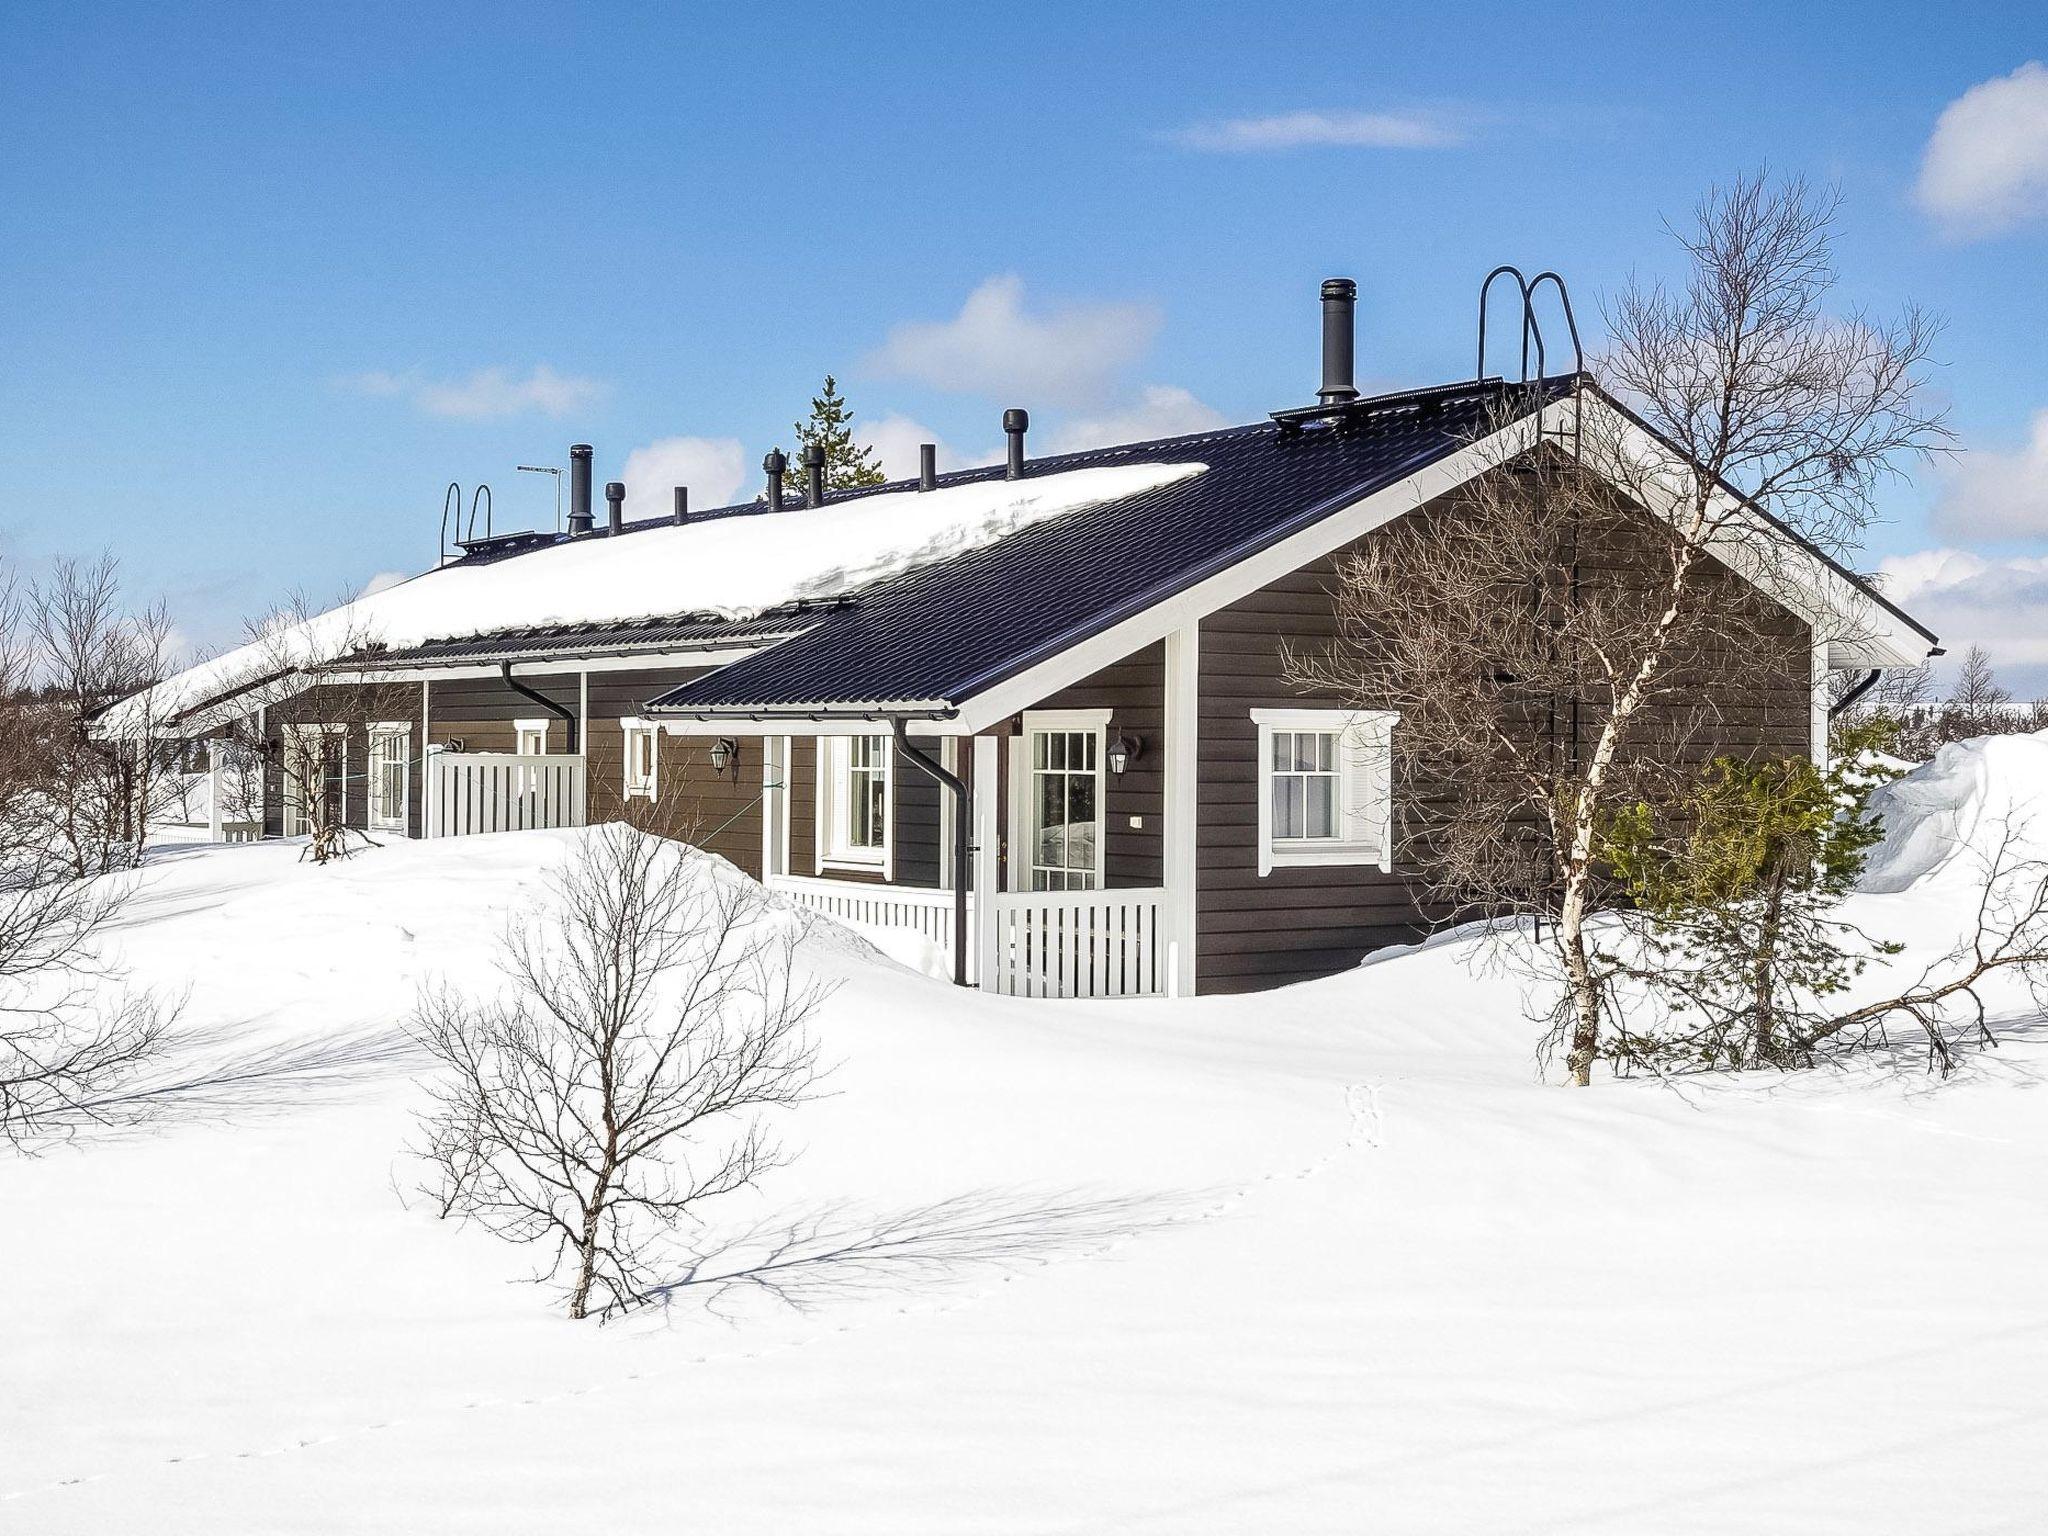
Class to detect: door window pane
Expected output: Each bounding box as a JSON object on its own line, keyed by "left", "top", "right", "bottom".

{"left": 1028, "top": 728, "right": 1101, "bottom": 891}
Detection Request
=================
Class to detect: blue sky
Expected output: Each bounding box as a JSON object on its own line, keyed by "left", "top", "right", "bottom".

{"left": 4, "top": 3, "right": 2045, "bottom": 682}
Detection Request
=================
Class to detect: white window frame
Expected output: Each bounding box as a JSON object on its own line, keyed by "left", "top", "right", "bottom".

{"left": 514, "top": 718, "right": 551, "bottom": 756}
{"left": 1011, "top": 708, "right": 1110, "bottom": 892}
{"left": 622, "top": 718, "right": 660, "bottom": 801}
{"left": 1250, "top": 707, "right": 1398, "bottom": 877}
{"left": 367, "top": 721, "right": 412, "bottom": 834}
{"left": 816, "top": 733, "right": 892, "bottom": 875}
{"left": 281, "top": 723, "right": 348, "bottom": 839}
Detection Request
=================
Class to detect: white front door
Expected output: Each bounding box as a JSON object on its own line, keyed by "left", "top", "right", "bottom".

{"left": 1018, "top": 712, "right": 1107, "bottom": 891}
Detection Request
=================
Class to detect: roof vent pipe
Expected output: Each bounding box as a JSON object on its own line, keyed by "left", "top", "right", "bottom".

{"left": 918, "top": 442, "right": 937, "bottom": 491}
{"left": 763, "top": 449, "right": 788, "bottom": 511}
{"left": 1317, "top": 277, "right": 1359, "bottom": 405}
{"left": 1003, "top": 408, "right": 1029, "bottom": 479}
{"left": 802, "top": 443, "right": 825, "bottom": 508}
{"left": 605, "top": 480, "right": 625, "bottom": 534}
{"left": 568, "top": 443, "right": 595, "bottom": 535}
{"left": 672, "top": 486, "right": 689, "bottom": 525}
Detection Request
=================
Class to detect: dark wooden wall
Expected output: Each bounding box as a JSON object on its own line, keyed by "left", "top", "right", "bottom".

{"left": 1192, "top": 489, "right": 1815, "bottom": 994}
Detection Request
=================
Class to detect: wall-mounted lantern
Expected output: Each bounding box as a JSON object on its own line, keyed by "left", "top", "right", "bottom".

{"left": 1108, "top": 733, "right": 1143, "bottom": 776}
{"left": 708, "top": 737, "right": 742, "bottom": 778}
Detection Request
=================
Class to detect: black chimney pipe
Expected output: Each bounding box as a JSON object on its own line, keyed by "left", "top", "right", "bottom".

{"left": 1003, "top": 408, "right": 1028, "bottom": 479}
{"left": 918, "top": 442, "right": 937, "bottom": 491}
{"left": 673, "top": 486, "right": 689, "bottom": 525}
{"left": 802, "top": 444, "right": 825, "bottom": 508}
{"left": 763, "top": 449, "right": 788, "bottom": 511}
{"left": 568, "top": 444, "right": 594, "bottom": 535}
{"left": 605, "top": 480, "right": 625, "bottom": 535}
{"left": 1318, "top": 278, "right": 1359, "bottom": 405}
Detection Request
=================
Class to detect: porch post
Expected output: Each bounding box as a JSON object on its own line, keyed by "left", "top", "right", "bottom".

{"left": 206, "top": 738, "right": 224, "bottom": 843}
{"left": 1163, "top": 622, "right": 1200, "bottom": 997}
{"left": 760, "top": 735, "right": 787, "bottom": 878}
{"left": 972, "top": 734, "right": 1000, "bottom": 990}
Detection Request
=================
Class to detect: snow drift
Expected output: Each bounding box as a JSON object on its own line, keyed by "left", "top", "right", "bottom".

{"left": 1859, "top": 729, "right": 2048, "bottom": 892}
{"left": 105, "top": 460, "right": 1205, "bottom": 733}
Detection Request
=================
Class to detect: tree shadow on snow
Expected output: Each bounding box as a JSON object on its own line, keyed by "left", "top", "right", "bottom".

{"left": 648, "top": 1186, "right": 1207, "bottom": 1317}
{"left": 62, "top": 1020, "right": 421, "bottom": 1142}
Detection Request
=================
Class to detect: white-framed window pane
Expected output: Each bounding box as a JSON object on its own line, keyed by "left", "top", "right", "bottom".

{"left": 1027, "top": 727, "right": 1101, "bottom": 891}
{"left": 1271, "top": 729, "right": 1340, "bottom": 842}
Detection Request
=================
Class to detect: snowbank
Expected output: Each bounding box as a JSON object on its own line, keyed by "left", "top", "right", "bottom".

{"left": 8, "top": 761, "right": 2048, "bottom": 1530}
{"left": 1859, "top": 729, "right": 2048, "bottom": 892}
{"left": 106, "top": 461, "right": 1204, "bottom": 733}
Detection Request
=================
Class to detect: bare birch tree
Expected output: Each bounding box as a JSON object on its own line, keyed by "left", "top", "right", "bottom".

{"left": 411, "top": 825, "right": 830, "bottom": 1319}
{"left": 1289, "top": 173, "right": 1946, "bottom": 1084}
{"left": 28, "top": 555, "right": 183, "bottom": 874}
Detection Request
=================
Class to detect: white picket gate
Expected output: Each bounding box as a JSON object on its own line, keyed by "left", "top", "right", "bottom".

{"left": 422, "top": 750, "right": 586, "bottom": 839}
{"left": 984, "top": 888, "right": 1167, "bottom": 998}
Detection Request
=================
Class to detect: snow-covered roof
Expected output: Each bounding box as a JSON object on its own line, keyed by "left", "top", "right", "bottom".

{"left": 104, "top": 461, "right": 1205, "bottom": 734}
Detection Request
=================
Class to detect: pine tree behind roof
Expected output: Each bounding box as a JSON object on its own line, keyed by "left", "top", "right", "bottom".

{"left": 790, "top": 374, "right": 885, "bottom": 491}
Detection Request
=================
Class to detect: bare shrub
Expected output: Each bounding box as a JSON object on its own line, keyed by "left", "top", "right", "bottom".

{"left": 411, "top": 825, "right": 832, "bottom": 1319}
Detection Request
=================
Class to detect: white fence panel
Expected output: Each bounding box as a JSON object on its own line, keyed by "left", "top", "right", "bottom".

{"left": 987, "top": 888, "right": 1166, "bottom": 999}
{"left": 766, "top": 876, "right": 1166, "bottom": 1000}
{"left": 767, "top": 874, "right": 973, "bottom": 982}
{"left": 423, "top": 751, "right": 586, "bottom": 839}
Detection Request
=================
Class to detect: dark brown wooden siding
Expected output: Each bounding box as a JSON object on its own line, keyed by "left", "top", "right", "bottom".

{"left": 267, "top": 667, "right": 768, "bottom": 877}
{"left": 1193, "top": 490, "right": 1814, "bottom": 994}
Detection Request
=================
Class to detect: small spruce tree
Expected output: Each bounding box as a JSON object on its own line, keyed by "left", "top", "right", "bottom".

{"left": 789, "top": 375, "right": 884, "bottom": 491}
{"left": 1600, "top": 724, "right": 1902, "bottom": 1072}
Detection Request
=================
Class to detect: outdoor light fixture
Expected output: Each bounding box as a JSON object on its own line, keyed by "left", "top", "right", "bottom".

{"left": 1108, "top": 733, "right": 1143, "bottom": 776}
{"left": 709, "top": 737, "right": 741, "bottom": 777}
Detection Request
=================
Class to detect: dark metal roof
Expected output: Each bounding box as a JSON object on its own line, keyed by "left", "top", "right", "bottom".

{"left": 641, "top": 377, "right": 1567, "bottom": 715}
{"left": 332, "top": 612, "right": 811, "bottom": 670}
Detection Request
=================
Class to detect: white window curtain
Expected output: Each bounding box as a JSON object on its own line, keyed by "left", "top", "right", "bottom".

{"left": 1250, "top": 708, "right": 1398, "bottom": 876}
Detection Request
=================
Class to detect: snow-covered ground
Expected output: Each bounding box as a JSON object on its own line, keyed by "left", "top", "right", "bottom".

{"left": 6, "top": 741, "right": 2048, "bottom": 1532}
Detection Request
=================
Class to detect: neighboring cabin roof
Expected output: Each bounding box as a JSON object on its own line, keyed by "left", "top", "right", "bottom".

{"left": 334, "top": 612, "right": 815, "bottom": 669}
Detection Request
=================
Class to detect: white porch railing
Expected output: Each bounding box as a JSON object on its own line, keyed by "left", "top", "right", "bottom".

{"left": 986, "top": 888, "right": 1167, "bottom": 999}
{"left": 767, "top": 874, "right": 973, "bottom": 980}
{"left": 423, "top": 750, "right": 587, "bottom": 839}
{"left": 768, "top": 874, "right": 1168, "bottom": 1000}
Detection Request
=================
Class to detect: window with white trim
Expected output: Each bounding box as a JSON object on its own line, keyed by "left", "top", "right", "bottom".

{"left": 514, "top": 719, "right": 550, "bottom": 756}
{"left": 623, "top": 721, "right": 659, "bottom": 800}
{"left": 1016, "top": 708, "right": 1108, "bottom": 891}
{"left": 819, "top": 734, "right": 889, "bottom": 869}
{"left": 368, "top": 724, "right": 411, "bottom": 833}
{"left": 1250, "top": 708, "right": 1397, "bottom": 876}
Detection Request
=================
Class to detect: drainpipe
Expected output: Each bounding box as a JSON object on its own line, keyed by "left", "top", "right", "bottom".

{"left": 890, "top": 717, "right": 972, "bottom": 988}
{"left": 500, "top": 661, "right": 578, "bottom": 753}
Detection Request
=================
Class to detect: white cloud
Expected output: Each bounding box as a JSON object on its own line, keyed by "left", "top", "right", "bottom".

{"left": 619, "top": 435, "right": 749, "bottom": 513}
{"left": 1167, "top": 108, "right": 1466, "bottom": 153}
{"left": 1877, "top": 547, "right": 2048, "bottom": 691}
{"left": 858, "top": 413, "right": 980, "bottom": 481}
{"left": 1932, "top": 410, "right": 2048, "bottom": 541}
{"left": 339, "top": 365, "right": 606, "bottom": 420}
{"left": 1915, "top": 61, "right": 2048, "bottom": 239}
{"left": 867, "top": 275, "right": 1160, "bottom": 408}
{"left": 1043, "top": 386, "right": 1229, "bottom": 456}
